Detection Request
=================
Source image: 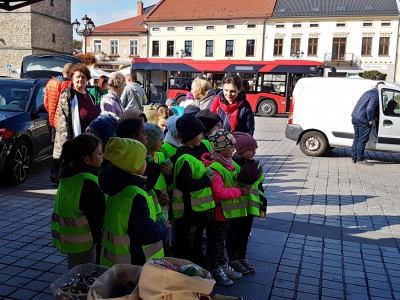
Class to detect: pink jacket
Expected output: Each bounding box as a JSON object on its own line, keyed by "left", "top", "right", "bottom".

{"left": 201, "top": 153, "right": 242, "bottom": 221}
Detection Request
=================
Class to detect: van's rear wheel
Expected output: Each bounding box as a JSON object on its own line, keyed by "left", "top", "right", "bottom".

{"left": 257, "top": 99, "right": 277, "bottom": 117}
{"left": 299, "top": 131, "right": 328, "bottom": 157}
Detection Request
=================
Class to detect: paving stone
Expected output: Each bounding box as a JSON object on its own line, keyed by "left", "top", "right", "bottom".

{"left": 5, "top": 275, "right": 33, "bottom": 287}
{"left": 322, "top": 287, "right": 344, "bottom": 298}
{"left": 0, "top": 284, "right": 17, "bottom": 297}
{"left": 271, "top": 287, "right": 294, "bottom": 299}
{"left": 297, "top": 283, "right": 320, "bottom": 294}
{"left": 1, "top": 265, "right": 25, "bottom": 276}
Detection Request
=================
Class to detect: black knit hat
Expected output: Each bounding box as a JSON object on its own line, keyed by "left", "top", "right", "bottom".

{"left": 176, "top": 114, "right": 206, "bottom": 143}
{"left": 196, "top": 109, "right": 221, "bottom": 134}
{"left": 184, "top": 105, "right": 201, "bottom": 116}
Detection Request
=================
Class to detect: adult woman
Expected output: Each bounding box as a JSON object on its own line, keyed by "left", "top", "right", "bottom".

{"left": 208, "top": 75, "right": 255, "bottom": 136}
{"left": 192, "top": 77, "right": 216, "bottom": 110}
{"left": 100, "top": 72, "right": 125, "bottom": 118}
{"left": 90, "top": 75, "right": 108, "bottom": 106}
{"left": 51, "top": 134, "right": 106, "bottom": 269}
{"left": 52, "top": 63, "right": 100, "bottom": 182}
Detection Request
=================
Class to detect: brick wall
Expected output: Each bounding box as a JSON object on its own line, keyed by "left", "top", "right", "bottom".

{"left": 0, "top": 0, "right": 72, "bottom": 77}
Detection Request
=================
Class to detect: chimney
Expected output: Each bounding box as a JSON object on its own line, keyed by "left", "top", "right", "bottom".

{"left": 137, "top": 1, "right": 143, "bottom": 16}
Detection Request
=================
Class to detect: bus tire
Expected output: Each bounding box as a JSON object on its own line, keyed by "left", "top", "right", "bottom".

{"left": 176, "top": 95, "right": 186, "bottom": 106}
{"left": 299, "top": 131, "right": 328, "bottom": 157}
{"left": 257, "top": 99, "right": 277, "bottom": 117}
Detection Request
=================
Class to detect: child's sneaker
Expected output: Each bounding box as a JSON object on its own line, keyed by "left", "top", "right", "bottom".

{"left": 222, "top": 263, "right": 243, "bottom": 279}
{"left": 211, "top": 267, "right": 233, "bottom": 286}
{"left": 239, "top": 259, "right": 255, "bottom": 273}
{"left": 228, "top": 260, "right": 249, "bottom": 275}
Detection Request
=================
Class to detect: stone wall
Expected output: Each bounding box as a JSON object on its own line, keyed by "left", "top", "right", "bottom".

{"left": 0, "top": 0, "right": 72, "bottom": 77}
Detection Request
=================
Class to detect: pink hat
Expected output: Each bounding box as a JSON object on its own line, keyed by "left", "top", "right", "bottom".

{"left": 233, "top": 132, "right": 257, "bottom": 154}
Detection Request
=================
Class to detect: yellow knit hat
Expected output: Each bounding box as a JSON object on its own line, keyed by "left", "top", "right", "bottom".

{"left": 104, "top": 137, "right": 147, "bottom": 174}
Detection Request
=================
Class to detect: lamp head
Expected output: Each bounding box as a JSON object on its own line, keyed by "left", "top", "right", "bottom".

{"left": 82, "top": 14, "right": 90, "bottom": 25}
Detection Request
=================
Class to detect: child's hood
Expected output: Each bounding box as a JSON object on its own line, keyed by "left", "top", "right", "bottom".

{"left": 99, "top": 163, "right": 147, "bottom": 196}
{"left": 201, "top": 152, "right": 215, "bottom": 167}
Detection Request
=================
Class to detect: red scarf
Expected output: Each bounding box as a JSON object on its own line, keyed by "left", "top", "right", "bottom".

{"left": 210, "top": 96, "right": 243, "bottom": 132}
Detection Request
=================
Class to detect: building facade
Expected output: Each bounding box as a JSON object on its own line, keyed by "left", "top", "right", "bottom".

{"left": 0, "top": 0, "right": 72, "bottom": 76}
{"left": 264, "top": 0, "right": 399, "bottom": 82}
{"left": 145, "top": 0, "right": 276, "bottom": 60}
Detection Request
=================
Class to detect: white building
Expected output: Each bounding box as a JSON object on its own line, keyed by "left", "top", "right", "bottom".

{"left": 264, "top": 0, "right": 400, "bottom": 82}
{"left": 144, "top": 0, "right": 276, "bottom": 61}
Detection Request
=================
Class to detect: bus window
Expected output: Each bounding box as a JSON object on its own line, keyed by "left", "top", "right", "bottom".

{"left": 257, "top": 73, "right": 286, "bottom": 94}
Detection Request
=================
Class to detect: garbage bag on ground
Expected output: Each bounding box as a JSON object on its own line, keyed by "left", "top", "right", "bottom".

{"left": 50, "top": 264, "right": 109, "bottom": 300}
{"left": 138, "top": 257, "right": 215, "bottom": 300}
{"left": 88, "top": 264, "right": 142, "bottom": 300}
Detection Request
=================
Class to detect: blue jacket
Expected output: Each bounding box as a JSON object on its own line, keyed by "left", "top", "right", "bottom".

{"left": 351, "top": 89, "right": 379, "bottom": 123}
{"left": 207, "top": 91, "right": 255, "bottom": 136}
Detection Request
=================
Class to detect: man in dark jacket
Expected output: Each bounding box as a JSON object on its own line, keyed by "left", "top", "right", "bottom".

{"left": 350, "top": 82, "right": 384, "bottom": 165}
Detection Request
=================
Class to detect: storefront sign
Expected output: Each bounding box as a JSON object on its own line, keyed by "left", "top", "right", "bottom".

{"left": 361, "top": 64, "right": 388, "bottom": 70}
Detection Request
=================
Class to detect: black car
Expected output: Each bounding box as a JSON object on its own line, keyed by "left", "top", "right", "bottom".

{"left": 0, "top": 78, "right": 52, "bottom": 184}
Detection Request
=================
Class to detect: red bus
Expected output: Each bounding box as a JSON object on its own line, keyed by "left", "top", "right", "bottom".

{"left": 130, "top": 58, "right": 333, "bottom": 117}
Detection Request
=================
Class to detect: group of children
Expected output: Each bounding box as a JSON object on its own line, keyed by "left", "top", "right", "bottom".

{"left": 51, "top": 104, "right": 266, "bottom": 287}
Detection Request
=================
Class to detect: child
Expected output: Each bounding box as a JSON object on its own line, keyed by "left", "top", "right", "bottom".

{"left": 144, "top": 123, "right": 171, "bottom": 218}
{"left": 226, "top": 132, "right": 267, "bottom": 274}
{"left": 165, "top": 98, "right": 176, "bottom": 109}
{"left": 201, "top": 129, "right": 251, "bottom": 286}
{"left": 51, "top": 133, "right": 106, "bottom": 269}
{"left": 172, "top": 114, "right": 215, "bottom": 261}
{"left": 161, "top": 115, "right": 181, "bottom": 159}
{"left": 156, "top": 104, "right": 173, "bottom": 131}
{"left": 121, "top": 108, "right": 148, "bottom": 123}
{"left": 86, "top": 112, "right": 119, "bottom": 146}
{"left": 99, "top": 137, "right": 169, "bottom": 266}
{"left": 196, "top": 109, "right": 222, "bottom": 153}
{"left": 116, "top": 119, "right": 162, "bottom": 202}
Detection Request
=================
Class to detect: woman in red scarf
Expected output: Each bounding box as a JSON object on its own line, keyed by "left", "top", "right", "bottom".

{"left": 209, "top": 75, "right": 255, "bottom": 136}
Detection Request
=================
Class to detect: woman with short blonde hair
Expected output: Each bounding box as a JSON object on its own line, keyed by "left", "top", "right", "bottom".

{"left": 192, "top": 77, "right": 216, "bottom": 109}
{"left": 100, "top": 72, "right": 126, "bottom": 118}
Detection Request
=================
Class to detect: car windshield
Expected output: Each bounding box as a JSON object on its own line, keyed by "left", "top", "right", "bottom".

{"left": 0, "top": 84, "right": 32, "bottom": 112}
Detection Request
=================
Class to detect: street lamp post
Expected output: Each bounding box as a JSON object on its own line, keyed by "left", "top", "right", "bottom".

{"left": 292, "top": 50, "right": 304, "bottom": 60}
{"left": 71, "top": 15, "right": 95, "bottom": 54}
{"left": 175, "top": 49, "right": 186, "bottom": 58}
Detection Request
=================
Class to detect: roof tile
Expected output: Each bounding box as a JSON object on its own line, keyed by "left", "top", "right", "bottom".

{"left": 93, "top": 14, "right": 147, "bottom": 33}
{"left": 146, "top": 0, "right": 277, "bottom": 21}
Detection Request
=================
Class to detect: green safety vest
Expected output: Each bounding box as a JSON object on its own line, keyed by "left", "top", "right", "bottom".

{"left": 161, "top": 142, "right": 178, "bottom": 159}
{"left": 51, "top": 172, "right": 101, "bottom": 254}
{"left": 148, "top": 152, "right": 168, "bottom": 216}
{"left": 172, "top": 154, "right": 215, "bottom": 218}
{"left": 100, "top": 185, "right": 164, "bottom": 267}
{"left": 209, "top": 162, "right": 247, "bottom": 218}
{"left": 236, "top": 163, "right": 265, "bottom": 216}
{"left": 202, "top": 139, "right": 213, "bottom": 152}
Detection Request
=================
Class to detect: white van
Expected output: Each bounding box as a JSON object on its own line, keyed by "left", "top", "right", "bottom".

{"left": 285, "top": 77, "right": 400, "bottom": 156}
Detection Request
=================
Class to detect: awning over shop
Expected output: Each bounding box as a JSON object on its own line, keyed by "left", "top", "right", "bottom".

{"left": 0, "top": 0, "right": 45, "bottom": 11}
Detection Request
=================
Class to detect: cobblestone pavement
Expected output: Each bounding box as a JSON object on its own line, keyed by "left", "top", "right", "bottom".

{"left": 1, "top": 116, "right": 400, "bottom": 299}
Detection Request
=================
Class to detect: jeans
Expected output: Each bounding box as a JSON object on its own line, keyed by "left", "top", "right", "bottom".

{"left": 226, "top": 216, "right": 253, "bottom": 261}
{"left": 351, "top": 117, "right": 372, "bottom": 161}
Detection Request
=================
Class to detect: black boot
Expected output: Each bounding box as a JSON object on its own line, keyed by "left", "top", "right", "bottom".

{"left": 50, "top": 159, "right": 61, "bottom": 184}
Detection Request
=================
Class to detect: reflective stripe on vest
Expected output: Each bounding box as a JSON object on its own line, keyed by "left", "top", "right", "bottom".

{"left": 209, "top": 161, "right": 247, "bottom": 218}
{"left": 172, "top": 154, "right": 214, "bottom": 218}
{"left": 51, "top": 230, "right": 92, "bottom": 244}
{"left": 236, "top": 164, "right": 264, "bottom": 216}
{"left": 51, "top": 213, "right": 89, "bottom": 227}
{"left": 51, "top": 172, "right": 99, "bottom": 254}
{"left": 150, "top": 189, "right": 162, "bottom": 215}
{"left": 142, "top": 240, "right": 163, "bottom": 258}
{"left": 101, "top": 185, "right": 164, "bottom": 267}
